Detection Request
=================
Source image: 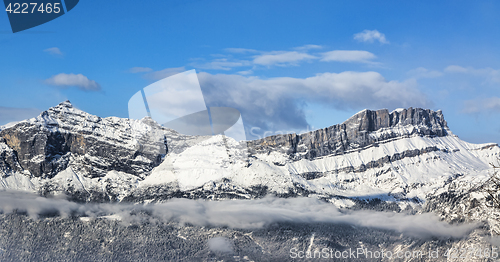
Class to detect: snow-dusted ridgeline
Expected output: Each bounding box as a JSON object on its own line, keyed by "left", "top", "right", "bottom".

{"left": 0, "top": 101, "right": 498, "bottom": 204}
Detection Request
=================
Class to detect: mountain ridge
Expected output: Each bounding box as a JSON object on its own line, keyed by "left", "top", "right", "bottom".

{"left": 0, "top": 101, "right": 498, "bottom": 204}
{"left": 0, "top": 101, "right": 167, "bottom": 179}
{"left": 248, "top": 107, "right": 452, "bottom": 160}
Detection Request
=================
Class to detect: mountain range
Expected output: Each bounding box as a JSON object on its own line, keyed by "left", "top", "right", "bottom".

{"left": 1, "top": 101, "right": 499, "bottom": 261}
{"left": 0, "top": 101, "right": 497, "bottom": 204}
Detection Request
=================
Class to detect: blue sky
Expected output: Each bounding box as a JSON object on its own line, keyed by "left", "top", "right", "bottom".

{"left": 0, "top": 0, "right": 499, "bottom": 143}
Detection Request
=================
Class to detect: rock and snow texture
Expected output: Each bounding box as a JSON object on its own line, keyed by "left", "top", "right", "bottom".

{"left": 1, "top": 102, "right": 500, "bottom": 262}
{"left": 0, "top": 101, "right": 166, "bottom": 179}
{"left": 248, "top": 107, "right": 450, "bottom": 159}
{"left": 0, "top": 101, "right": 498, "bottom": 203}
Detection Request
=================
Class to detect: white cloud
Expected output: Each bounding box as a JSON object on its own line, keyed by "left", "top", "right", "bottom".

{"left": 44, "top": 47, "right": 63, "bottom": 56}
{"left": 143, "top": 67, "right": 186, "bottom": 80}
{"left": 224, "top": 48, "right": 259, "bottom": 54}
{"left": 208, "top": 237, "right": 233, "bottom": 253}
{"left": 0, "top": 107, "right": 41, "bottom": 126}
{"left": 444, "top": 65, "right": 468, "bottom": 73}
{"left": 293, "top": 44, "right": 323, "bottom": 51}
{"left": 193, "top": 59, "right": 251, "bottom": 70}
{"left": 198, "top": 71, "right": 430, "bottom": 135}
{"left": 0, "top": 192, "right": 476, "bottom": 239}
{"left": 486, "top": 98, "right": 500, "bottom": 111}
{"left": 128, "top": 67, "right": 153, "bottom": 73}
{"left": 463, "top": 97, "right": 500, "bottom": 114}
{"left": 445, "top": 65, "right": 500, "bottom": 84}
{"left": 253, "top": 51, "right": 316, "bottom": 66}
{"left": 191, "top": 47, "right": 379, "bottom": 70}
{"left": 237, "top": 70, "right": 253, "bottom": 75}
{"left": 354, "top": 30, "right": 389, "bottom": 44}
{"left": 407, "top": 67, "right": 443, "bottom": 78}
{"left": 320, "top": 50, "right": 376, "bottom": 63}
{"left": 45, "top": 73, "right": 101, "bottom": 91}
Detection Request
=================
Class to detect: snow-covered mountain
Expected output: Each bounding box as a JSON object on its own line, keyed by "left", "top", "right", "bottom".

{"left": 0, "top": 101, "right": 498, "bottom": 205}
{"left": 2, "top": 101, "right": 500, "bottom": 261}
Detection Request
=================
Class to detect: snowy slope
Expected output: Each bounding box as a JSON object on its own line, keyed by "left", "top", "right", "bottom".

{"left": 0, "top": 101, "right": 167, "bottom": 179}
{"left": 2, "top": 102, "right": 500, "bottom": 262}
{"left": 0, "top": 102, "right": 498, "bottom": 204}
{"left": 256, "top": 134, "right": 498, "bottom": 199}
{"left": 133, "top": 131, "right": 498, "bottom": 203}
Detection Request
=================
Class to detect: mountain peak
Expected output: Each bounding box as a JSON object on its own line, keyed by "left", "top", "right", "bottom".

{"left": 248, "top": 107, "right": 450, "bottom": 160}
{"left": 343, "top": 107, "right": 448, "bottom": 133}
{"left": 0, "top": 100, "right": 167, "bottom": 179}
{"left": 57, "top": 100, "right": 73, "bottom": 108}
{"left": 42, "top": 100, "right": 91, "bottom": 122}
{"left": 0, "top": 101, "right": 498, "bottom": 205}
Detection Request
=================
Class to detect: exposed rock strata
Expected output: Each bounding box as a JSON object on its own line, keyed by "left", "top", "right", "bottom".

{"left": 0, "top": 101, "right": 167, "bottom": 178}
{"left": 247, "top": 108, "right": 449, "bottom": 160}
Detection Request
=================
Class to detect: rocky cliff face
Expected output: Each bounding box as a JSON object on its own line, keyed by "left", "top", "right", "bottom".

{"left": 0, "top": 104, "right": 450, "bottom": 180}
{"left": 0, "top": 102, "right": 498, "bottom": 262}
{"left": 247, "top": 108, "right": 450, "bottom": 160}
{"left": 0, "top": 101, "right": 167, "bottom": 179}
{"left": 0, "top": 102, "right": 497, "bottom": 205}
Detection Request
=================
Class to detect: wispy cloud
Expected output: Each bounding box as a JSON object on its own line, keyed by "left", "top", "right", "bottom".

{"left": 128, "top": 67, "right": 153, "bottom": 73}
{"left": 191, "top": 46, "right": 380, "bottom": 71}
{"left": 0, "top": 192, "right": 476, "bottom": 239}
{"left": 407, "top": 67, "right": 443, "bottom": 79}
{"left": 45, "top": 73, "right": 101, "bottom": 91}
{"left": 208, "top": 237, "right": 233, "bottom": 253}
{"left": 320, "top": 50, "right": 376, "bottom": 63}
{"left": 354, "top": 30, "right": 389, "bottom": 44}
{"left": 444, "top": 65, "right": 468, "bottom": 73}
{"left": 253, "top": 51, "right": 316, "bottom": 66}
{"left": 224, "top": 48, "right": 259, "bottom": 54}
{"left": 445, "top": 65, "right": 500, "bottom": 84}
{"left": 293, "top": 44, "right": 323, "bottom": 51}
{"left": 237, "top": 70, "right": 253, "bottom": 75}
{"left": 198, "top": 71, "right": 430, "bottom": 135}
{"left": 463, "top": 97, "right": 500, "bottom": 114}
{"left": 43, "top": 47, "right": 63, "bottom": 56}
{"left": 143, "top": 67, "right": 186, "bottom": 80}
{"left": 192, "top": 59, "right": 251, "bottom": 70}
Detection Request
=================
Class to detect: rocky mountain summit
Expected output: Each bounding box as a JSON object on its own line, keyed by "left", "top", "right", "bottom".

{"left": 1, "top": 101, "right": 500, "bottom": 262}
{"left": 0, "top": 101, "right": 498, "bottom": 204}
{"left": 248, "top": 107, "right": 449, "bottom": 159}
{"left": 0, "top": 101, "right": 167, "bottom": 179}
